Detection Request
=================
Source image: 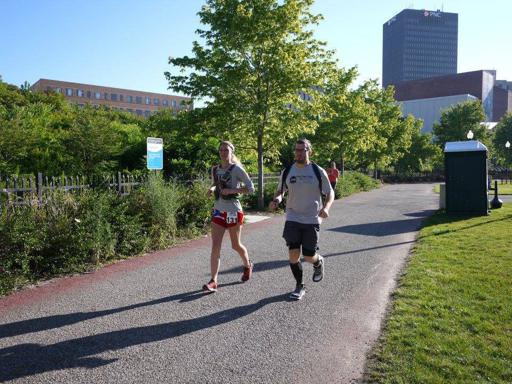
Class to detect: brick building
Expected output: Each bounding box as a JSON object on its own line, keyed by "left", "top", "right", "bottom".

{"left": 31, "top": 79, "right": 192, "bottom": 118}
{"left": 393, "top": 70, "right": 511, "bottom": 123}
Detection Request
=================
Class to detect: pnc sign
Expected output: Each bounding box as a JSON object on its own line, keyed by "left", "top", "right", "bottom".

{"left": 424, "top": 10, "right": 442, "bottom": 17}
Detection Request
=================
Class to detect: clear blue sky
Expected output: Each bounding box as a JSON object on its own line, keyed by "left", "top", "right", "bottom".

{"left": 1, "top": 0, "right": 511, "bottom": 97}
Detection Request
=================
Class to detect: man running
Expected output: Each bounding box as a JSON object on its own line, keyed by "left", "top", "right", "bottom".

{"left": 269, "top": 138, "right": 334, "bottom": 300}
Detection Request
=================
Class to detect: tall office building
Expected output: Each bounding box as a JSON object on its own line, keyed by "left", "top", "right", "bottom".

{"left": 382, "top": 9, "right": 458, "bottom": 87}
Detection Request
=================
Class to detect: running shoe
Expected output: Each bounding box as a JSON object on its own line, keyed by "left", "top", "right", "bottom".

{"left": 289, "top": 285, "right": 306, "bottom": 300}
{"left": 241, "top": 261, "right": 254, "bottom": 282}
{"left": 312, "top": 255, "right": 324, "bottom": 282}
{"left": 202, "top": 279, "right": 218, "bottom": 293}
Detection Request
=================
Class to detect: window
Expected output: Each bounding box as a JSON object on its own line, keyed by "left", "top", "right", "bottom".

{"left": 55, "top": 87, "right": 61, "bottom": 93}
{"left": 87, "top": 90, "right": 91, "bottom": 98}
{"left": 119, "top": 94, "right": 124, "bottom": 102}
{"left": 145, "top": 96, "right": 151, "bottom": 105}
{"left": 172, "top": 99, "right": 177, "bottom": 108}
{"left": 144, "top": 110, "right": 151, "bottom": 118}
{"left": 136, "top": 109, "right": 143, "bottom": 115}
{"left": 153, "top": 98, "right": 159, "bottom": 105}
{"left": 104, "top": 92, "right": 109, "bottom": 100}
{"left": 135, "top": 96, "right": 142, "bottom": 104}
{"left": 127, "top": 95, "right": 133, "bottom": 103}
{"left": 110, "top": 93, "right": 118, "bottom": 101}
{"left": 66, "top": 88, "right": 73, "bottom": 96}
{"left": 95, "top": 92, "right": 101, "bottom": 99}
{"left": 162, "top": 99, "right": 168, "bottom": 106}
{"left": 77, "top": 89, "right": 84, "bottom": 97}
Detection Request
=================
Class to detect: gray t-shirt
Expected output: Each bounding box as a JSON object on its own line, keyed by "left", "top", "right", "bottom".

{"left": 277, "top": 163, "right": 333, "bottom": 224}
{"left": 213, "top": 163, "right": 255, "bottom": 212}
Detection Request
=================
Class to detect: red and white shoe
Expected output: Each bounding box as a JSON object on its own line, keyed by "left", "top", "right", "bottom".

{"left": 241, "top": 261, "right": 253, "bottom": 282}
{"left": 202, "top": 279, "right": 218, "bottom": 293}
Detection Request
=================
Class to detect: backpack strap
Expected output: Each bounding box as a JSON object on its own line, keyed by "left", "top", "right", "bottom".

{"left": 280, "top": 164, "right": 293, "bottom": 196}
{"left": 212, "top": 165, "right": 220, "bottom": 199}
{"left": 311, "top": 162, "right": 323, "bottom": 195}
{"left": 212, "top": 165, "right": 219, "bottom": 183}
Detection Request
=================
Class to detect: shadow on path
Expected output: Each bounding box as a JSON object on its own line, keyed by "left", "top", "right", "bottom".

{"left": 220, "top": 240, "right": 417, "bottom": 277}
{"left": 403, "top": 209, "right": 437, "bottom": 218}
{"left": 322, "top": 240, "right": 416, "bottom": 258}
{"left": 0, "top": 283, "right": 242, "bottom": 339}
{"left": 0, "top": 293, "right": 288, "bottom": 381}
{"left": 329, "top": 216, "right": 429, "bottom": 237}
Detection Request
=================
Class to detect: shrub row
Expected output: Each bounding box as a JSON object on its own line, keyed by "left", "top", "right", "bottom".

{"left": 336, "top": 171, "right": 381, "bottom": 198}
{"left": 0, "top": 174, "right": 211, "bottom": 295}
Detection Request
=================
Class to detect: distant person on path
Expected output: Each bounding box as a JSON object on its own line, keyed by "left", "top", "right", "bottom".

{"left": 269, "top": 138, "right": 334, "bottom": 300}
{"left": 326, "top": 161, "right": 340, "bottom": 192}
{"left": 203, "top": 141, "right": 255, "bottom": 293}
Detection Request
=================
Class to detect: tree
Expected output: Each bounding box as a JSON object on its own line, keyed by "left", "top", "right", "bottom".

{"left": 166, "top": 0, "right": 336, "bottom": 207}
{"left": 357, "top": 82, "right": 415, "bottom": 173}
{"left": 20, "top": 81, "right": 31, "bottom": 92}
{"left": 314, "top": 68, "right": 377, "bottom": 174}
{"left": 432, "top": 100, "right": 488, "bottom": 148}
{"left": 492, "top": 113, "right": 512, "bottom": 167}
{"left": 145, "top": 108, "right": 219, "bottom": 178}
{"left": 392, "top": 128, "right": 442, "bottom": 173}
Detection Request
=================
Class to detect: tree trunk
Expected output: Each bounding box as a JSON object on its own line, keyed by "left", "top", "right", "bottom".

{"left": 257, "top": 133, "right": 264, "bottom": 209}
{"left": 339, "top": 153, "right": 345, "bottom": 177}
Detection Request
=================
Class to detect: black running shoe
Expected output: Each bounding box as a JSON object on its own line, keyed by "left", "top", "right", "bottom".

{"left": 312, "top": 255, "right": 324, "bottom": 282}
{"left": 289, "top": 285, "right": 306, "bottom": 300}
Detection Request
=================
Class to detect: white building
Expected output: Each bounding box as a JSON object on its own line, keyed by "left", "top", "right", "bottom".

{"left": 399, "top": 94, "right": 478, "bottom": 134}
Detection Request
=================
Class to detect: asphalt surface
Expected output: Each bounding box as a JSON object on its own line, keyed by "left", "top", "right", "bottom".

{"left": 0, "top": 184, "right": 438, "bottom": 384}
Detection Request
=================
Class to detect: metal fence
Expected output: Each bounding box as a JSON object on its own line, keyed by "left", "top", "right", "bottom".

{"left": 0, "top": 171, "right": 285, "bottom": 211}
{"left": 489, "top": 169, "right": 512, "bottom": 183}
{"left": 0, "top": 172, "right": 146, "bottom": 210}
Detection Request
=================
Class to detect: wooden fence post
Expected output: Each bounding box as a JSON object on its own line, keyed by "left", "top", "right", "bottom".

{"left": 37, "top": 172, "right": 43, "bottom": 206}
{"left": 117, "top": 172, "right": 122, "bottom": 194}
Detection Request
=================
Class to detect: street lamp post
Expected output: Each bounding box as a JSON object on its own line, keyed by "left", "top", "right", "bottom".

{"left": 506, "top": 141, "right": 511, "bottom": 183}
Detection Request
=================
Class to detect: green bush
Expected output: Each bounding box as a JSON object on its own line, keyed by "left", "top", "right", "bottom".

{"left": 337, "top": 171, "right": 380, "bottom": 197}
{"left": 73, "top": 190, "right": 148, "bottom": 263}
{"left": 134, "top": 173, "right": 181, "bottom": 249}
{"left": 175, "top": 177, "right": 212, "bottom": 235}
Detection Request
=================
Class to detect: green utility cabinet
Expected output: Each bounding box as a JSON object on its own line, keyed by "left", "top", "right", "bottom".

{"left": 444, "top": 140, "right": 488, "bottom": 215}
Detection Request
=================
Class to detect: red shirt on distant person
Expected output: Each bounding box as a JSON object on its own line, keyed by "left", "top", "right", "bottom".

{"left": 326, "top": 162, "right": 339, "bottom": 190}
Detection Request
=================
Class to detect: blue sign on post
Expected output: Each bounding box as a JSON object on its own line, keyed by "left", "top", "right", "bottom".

{"left": 147, "top": 137, "right": 163, "bottom": 170}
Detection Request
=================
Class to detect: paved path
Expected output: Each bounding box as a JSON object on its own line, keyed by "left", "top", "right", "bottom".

{"left": 0, "top": 184, "right": 438, "bottom": 384}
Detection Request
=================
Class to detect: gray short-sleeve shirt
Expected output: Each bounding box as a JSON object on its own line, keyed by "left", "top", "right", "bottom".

{"left": 213, "top": 163, "right": 254, "bottom": 213}
{"left": 277, "top": 163, "right": 332, "bottom": 224}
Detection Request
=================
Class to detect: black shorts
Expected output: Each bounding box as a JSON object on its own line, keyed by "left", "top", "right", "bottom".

{"left": 282, "top": 221, "right": 320, "bottom": 254}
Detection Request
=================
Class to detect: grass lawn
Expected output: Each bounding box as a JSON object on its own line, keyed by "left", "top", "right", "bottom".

{"left": 433, "top": 183, "right": 512, "bottom": 195}
{"left": 491, "top": 182, "right": 512, "bottom": 195}
{"left": 365, "top": 204, "right": 512, "bottom": 384}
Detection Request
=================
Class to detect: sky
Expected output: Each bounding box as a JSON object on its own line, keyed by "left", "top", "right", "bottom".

{"left": 1, "top": 0, "right": 511, "bottom": 98}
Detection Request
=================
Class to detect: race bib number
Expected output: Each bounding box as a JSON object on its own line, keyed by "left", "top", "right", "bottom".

{"left": 226, "top": 211, "right": 238, "bottom": 224}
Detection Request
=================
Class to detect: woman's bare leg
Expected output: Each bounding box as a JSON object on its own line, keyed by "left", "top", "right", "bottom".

{"left": 210, "top": 222, "right": 226, "bottom": 281}
{"left": 228, "top": 224, "right": 250, "bottom": 267}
